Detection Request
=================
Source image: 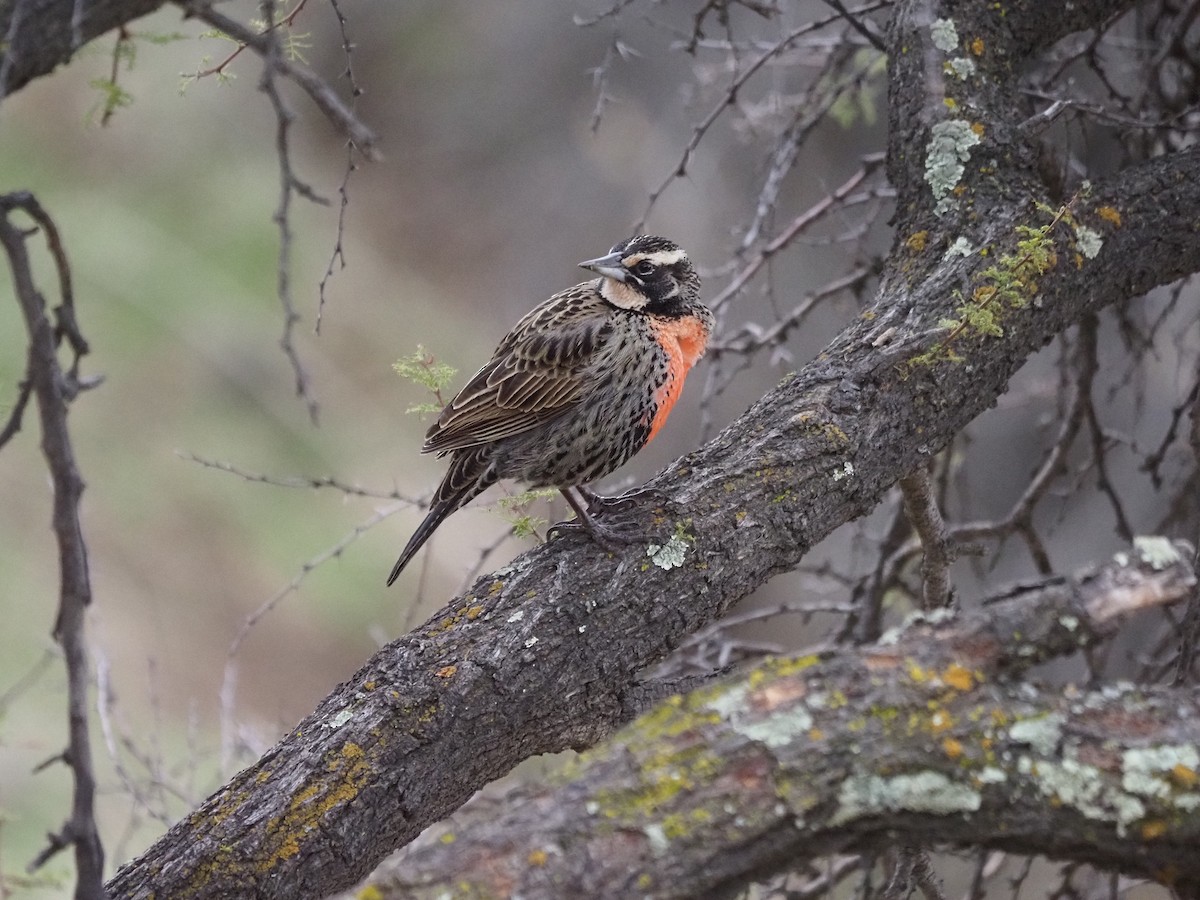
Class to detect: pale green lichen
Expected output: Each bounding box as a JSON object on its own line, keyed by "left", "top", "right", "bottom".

{"left": 737, "top": 707, "right": 814, "bottom": 749}
{"left": 943, "top": 236, "right": 975, "bottom": 259}
{"left": 930, "top": 18, "right": 959, "bottom": 52}
{"left": 947, "top": 57, "right": 976, "bottom": 79}
{"left": 1074, "top": 224, "right": 1103, "bottom": 259}
{"left": 1133, "top": 535, "right": 1182, "bottom": 570}
{"left": 977, "top": 767, "right": 1007, "bottom": 784}
{"left": 925, "top": 120, "right": 981, "bottom": 213}
{"left": 704, "top": 683, "right": 750, "bottom": 721}
{"left": 1021, "top": 754, "right": 1147, "bottom": 834}
{"left": 324, "top": 709, "right": 353, "bottom": 729}
{"left": 647, "top": 531, "right": 690, "bottom": 569}
{"left": 642, "top": 823, "right": 669, "bottom": 856}
{"left": 1009, "top": 713, "right": 1065, "bottom": 757}
{"left": 1123, "top": 745, "right": 1200, "bottom": 806}
{"left": 832, "top": 772, "right": 981, "bottom": 825}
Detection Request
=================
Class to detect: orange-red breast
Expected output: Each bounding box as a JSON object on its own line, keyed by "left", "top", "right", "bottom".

{"left": 388, "top": 235, "right": 713, "bottom": 585}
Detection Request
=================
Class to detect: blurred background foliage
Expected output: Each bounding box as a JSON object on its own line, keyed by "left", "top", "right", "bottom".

{"left": 1, "top": 0, "right": 1195, "bottom": 894}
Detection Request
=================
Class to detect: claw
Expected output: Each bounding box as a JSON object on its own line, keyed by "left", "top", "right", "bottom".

{"left": 547, "top": 486, "right": 655, "bottom": 551}
{"left": 546, "top": 517, "right": 640, "bottom": 550}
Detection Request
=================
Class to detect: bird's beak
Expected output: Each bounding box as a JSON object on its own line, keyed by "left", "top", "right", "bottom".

{"left": 578, "top": 251, "right": 628, "bottom": 282}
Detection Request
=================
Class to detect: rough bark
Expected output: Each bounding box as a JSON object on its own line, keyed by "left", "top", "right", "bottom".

{"left": 0, "top": 0, "right": 168, "bottom": 98}
{"left": 358, "top": 541, "right": 1200, "bottom": 898}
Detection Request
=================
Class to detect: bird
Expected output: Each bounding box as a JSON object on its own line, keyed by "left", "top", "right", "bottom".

{"left": 387, "top": 235, "right": 713, "bottom": 586}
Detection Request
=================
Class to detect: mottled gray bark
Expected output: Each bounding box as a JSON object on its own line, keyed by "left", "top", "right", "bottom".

{"left": 0, "top": 0, "right": 167, "bottom": 98}
{"left": 360, "top": 543, "right": 1200, "bottom": 899}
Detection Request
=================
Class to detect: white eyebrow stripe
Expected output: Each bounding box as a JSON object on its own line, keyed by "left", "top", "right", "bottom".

{"left": 624, "top": 248, "right": 686, "bottom": 267}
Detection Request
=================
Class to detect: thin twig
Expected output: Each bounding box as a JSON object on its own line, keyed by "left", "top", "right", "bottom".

{"left": 316, "top": 0, "right": 362, "bottom": 335}
{"left": 898, "top": 465, "right": 954, "bottom": 610}
{"left": 177, "top": 450, "right": 417, "bottom": 502}
{"left": 174, "top": 0, "right": 379, "bottom": 157}
{"left": 709, "top": 156, "right": 884, "bottom": 311}
{"left": 635, "top": 1, "right": 890, "bottom": 229}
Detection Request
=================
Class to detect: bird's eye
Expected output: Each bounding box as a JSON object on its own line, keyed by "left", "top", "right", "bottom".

{"left": 633, "top": 260, "right": 656, "bottom": 277}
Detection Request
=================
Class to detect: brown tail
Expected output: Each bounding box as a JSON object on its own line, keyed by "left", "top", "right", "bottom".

{"left": 387, "top": 449, "right": 495, "bottom": 586}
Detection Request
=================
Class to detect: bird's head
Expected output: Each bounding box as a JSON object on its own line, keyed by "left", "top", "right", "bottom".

{"left": 579, "top": 235, "right": 701, "bottom": 315}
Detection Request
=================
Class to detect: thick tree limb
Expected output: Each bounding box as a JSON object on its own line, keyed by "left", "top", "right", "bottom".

{"left": 97, "top": 1, "right": 1200, "bottom": 898}
{"left": 359, "top": 540, "right": 1200, "bottom": 899}
{"left": 0, "top": 0, "right": 166, "bottom": 98}
{"left": 0, "top": 0, "right": 378, "bottom": 155}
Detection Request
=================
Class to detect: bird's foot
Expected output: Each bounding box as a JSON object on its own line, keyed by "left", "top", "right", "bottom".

{"left": 547, "top": 485, "right": 657, "bottom": 551}
{"left": 546, "top": 515, "right": 649, "bottom": 551}
{"left": 576, "top": 484, "right": 668, "bottom": 516}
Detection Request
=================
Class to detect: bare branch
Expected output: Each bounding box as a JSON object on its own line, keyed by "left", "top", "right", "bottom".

{"left": 898, "top": 464, "right": 953, "bottom": 609}
{"left": 173, "top": 0, "right": 379, "bottom": 157}
{"left": 0, "top": 191, "right": 104, "bottom": 900}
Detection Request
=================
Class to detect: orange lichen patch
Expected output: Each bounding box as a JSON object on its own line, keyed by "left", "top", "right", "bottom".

{"left": 435, "top": 665, "right": 458, "bottom": 679}
{"left": 1096, "top": 206, "right": 1122, "bottom": 226}
{"left": 970, "top": 122, "right": 985, "bottom": 136}
{"left": 809, "top": 727, "right": 825, "bottom": 742}
{"left": 361, "top": 680, "right": 377, "bottom": 691}
{"left": 942, "top": 663, "right": 975, "bottom": 691}
{"left": 261, "top": 742, "right": 370, "bottom": 871}
{"left": 906, "top": 230, "right": 929, "bottom": 252}
{"left": 465, "top": 604, "right": 486, "bottom": 620}
{"left": 1170, "top": 764, "right": 1199, "bottom": 789}
{"left": 970, "top": 37, "right": 984, "bottom": 55}
{"left": 942, "top": 737, "right": 964, "bottom": 759}
{"left": 527, "top": 849, "right": 549, "bottom": 867}
{"left": 1142, "top": 819, "right": 1168, "bottom": 840}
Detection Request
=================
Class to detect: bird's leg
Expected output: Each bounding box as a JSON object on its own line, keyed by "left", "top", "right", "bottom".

{"left": 547, "top": 486, "right": 648, "bottom": 549}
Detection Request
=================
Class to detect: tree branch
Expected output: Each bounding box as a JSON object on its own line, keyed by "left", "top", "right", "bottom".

{"left": 359, "top": 540, "right": 1200, "bottom": 899}
{"left": 174, "top": 0, "right": 379, "bottom": 158}
{"left": 0, "top": 192, "right": 104, "bottom": 900}
{"left": 0, "top": 0, "right": 167, "bottom": 99}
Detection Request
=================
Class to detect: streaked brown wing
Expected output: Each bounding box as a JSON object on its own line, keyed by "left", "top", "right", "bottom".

{"left": 422, "top": 284, "right": 613, "bottom": 455}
